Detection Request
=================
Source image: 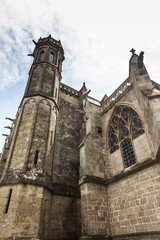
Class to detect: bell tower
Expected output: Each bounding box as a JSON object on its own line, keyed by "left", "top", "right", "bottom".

{"left": 0, "top": 35, "right": 65, "bottom": 239}
{"left": 24, "top": 34, "right": 64, "bottom": 102}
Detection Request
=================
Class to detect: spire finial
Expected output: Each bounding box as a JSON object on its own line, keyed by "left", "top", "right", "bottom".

{"left": 130, "top": 48, "right": 135, "bottom": 55}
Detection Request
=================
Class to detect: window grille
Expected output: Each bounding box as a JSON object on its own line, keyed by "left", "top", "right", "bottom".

{"left": 121, "top": 138, "right": 136, "bottom": 168}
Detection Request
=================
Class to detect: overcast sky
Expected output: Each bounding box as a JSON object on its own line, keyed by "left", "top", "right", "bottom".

{"left": 1, "top": 0, "right": 160, "bottom": 151}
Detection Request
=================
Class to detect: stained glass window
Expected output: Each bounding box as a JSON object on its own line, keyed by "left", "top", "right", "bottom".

{"left": 119, "top": 126, "right": 129, "bottom": 140}
{"left": 109, "top": 105, "right": 144, "bottom": 168}
{"left": 132, "top": 129, "right": 145, "bottom": 140}
{"left": 111, "top": 116, "right": 119, "bottom": 130}
{"left": 131, "top": 117, "right": 142, "bottom": 133}
{"left": 109, "top": 126, "right": 115, "bottom": 134}
{"left": 119, "top": 118, "right": 125, "bottom": 127}
{"left": 110, "top": 134, "right": 118, "bottom": 147}
{"left": 116, "top": 107, "right": 121, "bottom": 115}
{"left": 121, "top": 107, "right": 129, "bottom": 120}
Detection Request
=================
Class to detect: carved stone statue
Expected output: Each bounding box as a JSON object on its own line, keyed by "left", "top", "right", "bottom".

{"left": 138, "top": 51, "right": 144, "bottom": 68}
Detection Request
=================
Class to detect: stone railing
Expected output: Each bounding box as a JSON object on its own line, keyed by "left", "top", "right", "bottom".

{"left": 101, "top": 78, "right": 132, "bottom": 113}
{"left": 38, "top": 35, "right": 62, "bottom": 47}
{"left": 60, "top": 83, "right": 79, "bottom": 98}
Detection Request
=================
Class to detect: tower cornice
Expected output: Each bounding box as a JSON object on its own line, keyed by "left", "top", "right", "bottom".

{"left": 32, "top": 35, "right": 65, "bottom": 61}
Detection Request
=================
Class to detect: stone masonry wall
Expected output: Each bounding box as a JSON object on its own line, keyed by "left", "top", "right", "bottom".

{"left": 80, "top": 182, "right": 109, "bottom": 237}
{"left": 48, "top": 195, "right": 79, "bottom": 240}
{"left": 27, "top": 98, "right": 51, "bottom": 172}
{"left": 9, "top": 98, "right": 37, "bottom": 170}
{"left": 49, "top": 91, "right": 81, "bottom": 239}
{"left": 27, "top": 64, "right": 56, "bottom": 98}
{"left": 149, "top": 96, "right": 160, "bottom": 140}
{"left": 52, "top": 92, "right": 81, "bottom": 187}
{"left": 2, "top": 96, "right": 57, "bottom": 184}
{"left": 27, "top": 65, "right": 43, "bottom": 95}
{"left": 0, "top": 184, "right": 43, "bottom": 239}
{"left": 107, "top": 163, "right": 160, "bottom": 237}
{"left": 79, "top": 101, "right": 104, "bottom": 179}
{"left": 112, "top": 234, "right": 160, "bottom": 240}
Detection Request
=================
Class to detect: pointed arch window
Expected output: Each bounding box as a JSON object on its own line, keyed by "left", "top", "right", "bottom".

{"left": 49, "top": 52, "right": 54, "bottom": 63}
{"left": 39, "top": 51, "right": 45, "bottom": 61}
{"left": 109, "top": 106, "right": 144, "bottom": 168}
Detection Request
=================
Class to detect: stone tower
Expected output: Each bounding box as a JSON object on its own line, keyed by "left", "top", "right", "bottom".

{"left": 0, "top": 35, "right": 65, "bottom": 239}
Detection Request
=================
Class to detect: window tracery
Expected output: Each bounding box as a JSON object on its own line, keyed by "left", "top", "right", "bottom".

{"left": 109, "top": 106, "right": 144, "bottom": 167}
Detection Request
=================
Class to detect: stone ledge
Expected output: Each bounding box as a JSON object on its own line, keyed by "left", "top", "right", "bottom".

{"left": 80, "top": 235, "right": 110, "bottom": 240}
{"left": 79, "top": 175, "right": 106, "bottom": 186}
{"left": 79, "top": 157, "right": 159, "bottom": 187}
{"left": 0, "top": 181, "right": 80, "bottom": 198}
{"left": 112, "top": 231, "right": 160, "bottom": 239}
{"left": 106, "top": 157, "right": 158, "bottom": 185}
{"left": 0, "top": 238, "right": 40, "bottom": 240}
{"left": 80, "top": 231, "right": 160, "bottom": 240}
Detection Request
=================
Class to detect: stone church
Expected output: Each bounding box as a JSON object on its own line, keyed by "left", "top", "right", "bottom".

{"left": 0, "top": 35, "right": 160, "bottom": 240}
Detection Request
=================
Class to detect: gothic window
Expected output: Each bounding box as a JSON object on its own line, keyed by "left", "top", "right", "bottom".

{"left": 109, "top": 106, "right": 144, "bottom": 168}
{"left": 39, "top": 51, "right": 45, "bottom": 61}
{"left": 49, "top": 52, "right": 54, "bottom": 63}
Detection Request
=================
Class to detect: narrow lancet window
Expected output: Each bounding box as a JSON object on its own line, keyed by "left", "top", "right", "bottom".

{"left": 55, "top": 88, "right": 57, "bottom": 98}
{"left": 39, "top": 51, "right": 45, "bottom": 61}
{"left": 50, "top": 131, "right": 53, "bottom": 145}
{"left": 49, "top": 52, "right": 54, "bottom": 63}
{"left": 34, "top": 150, "right": 39, "bottom": 165}
{"left": 4, "top": 189, "right": 12, "bottom": 214}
